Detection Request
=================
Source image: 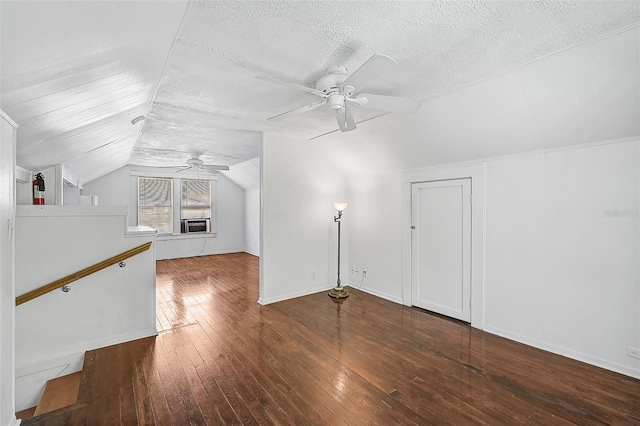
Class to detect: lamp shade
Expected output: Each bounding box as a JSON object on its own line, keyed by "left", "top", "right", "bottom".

{"left": 333, "top": 202, "right": 348, "bottom": 212}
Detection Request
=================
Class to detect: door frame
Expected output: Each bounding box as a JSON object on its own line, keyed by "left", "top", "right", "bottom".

{"left": 411, "top": 178, "right": 471, "bottom": 322}
{"left": 401, "top": 164, "right": 484, "bottom": 329}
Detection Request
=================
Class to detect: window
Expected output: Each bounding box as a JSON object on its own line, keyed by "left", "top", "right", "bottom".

{"left": 138, "top": 177, "right": 173, "bottom": 234}
{"left": 181, "top": 179, "right": 211, "bottom": 219}
{"left": 136, "top": 175, "right": 216, "bottom": 236}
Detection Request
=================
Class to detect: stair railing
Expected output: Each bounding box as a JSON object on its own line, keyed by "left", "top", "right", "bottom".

{"left": 15, "top": 242, "right": 152, "bottom": 306}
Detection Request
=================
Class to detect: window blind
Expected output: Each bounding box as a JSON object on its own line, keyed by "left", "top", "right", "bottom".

{"left": 181, "top": 179, "right": 211, "bottom": 219}
{"left": 138, "top": 177, "right": 173, "bottom": 234}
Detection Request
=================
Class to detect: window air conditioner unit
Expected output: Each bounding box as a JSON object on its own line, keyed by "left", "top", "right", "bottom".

{"left": 181, "top": 218, "right": 210, "bottom": 234}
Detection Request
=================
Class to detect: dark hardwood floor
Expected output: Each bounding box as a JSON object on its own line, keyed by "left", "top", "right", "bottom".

{"left": 23, "top": 252, "right": 640, "bottom": 425}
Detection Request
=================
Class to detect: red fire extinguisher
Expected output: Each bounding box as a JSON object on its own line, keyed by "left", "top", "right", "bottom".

{"left": 33, "top": 173, "right": 45, "bottom": 205}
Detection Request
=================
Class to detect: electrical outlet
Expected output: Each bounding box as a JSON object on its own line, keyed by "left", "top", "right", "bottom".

{"left": 363, "top": 269, "right": 367, "bottom": 277}
{"left": 311, "top": 269, "right": 316, "bottom": 280}
{"left": 628, "top": 346, "right": 640, "bottom": 360}
{"left": 351, "top": 266, "right": 354, "bottom": 274}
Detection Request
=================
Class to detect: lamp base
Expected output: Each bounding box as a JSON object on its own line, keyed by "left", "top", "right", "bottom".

{"left": 328, "top": 287, "right": 349, "bottom": 299}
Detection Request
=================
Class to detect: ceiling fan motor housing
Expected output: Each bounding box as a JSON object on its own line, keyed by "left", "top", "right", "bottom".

{"left": 186, "top": 157, "right": 204, "bottom": 167}
{"left": 315, "top": 65, "right": 348, "bottom": 93}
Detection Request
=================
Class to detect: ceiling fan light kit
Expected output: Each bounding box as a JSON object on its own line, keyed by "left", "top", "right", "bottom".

{"left": 329, "top": 95, "right": 346, "bottom": 111}
{"left": 258, "top": 54, "right": 421, "bottom": 132}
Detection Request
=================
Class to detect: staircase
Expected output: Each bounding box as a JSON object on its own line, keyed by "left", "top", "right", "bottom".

{"left": 15, "top": 355, "right": 93, "bottom": 425}
{"left": 36, "top": 371, "right": 83, "bottom": 416}
{"left": 14, "top": 336, "right": 157, "bottom": 425}
{"left": 16, "top": 371, "right": 83, "bottom": 422}
{"left": 13, "top": 206, "right": 157, "bottom": 417}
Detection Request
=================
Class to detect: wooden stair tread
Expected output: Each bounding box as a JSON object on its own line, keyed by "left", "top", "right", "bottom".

{"left": 33, "top": 371, "right": 83, "bottom": 417}
{"left": 15, "top": 406, "right": 37, "bottom": 420}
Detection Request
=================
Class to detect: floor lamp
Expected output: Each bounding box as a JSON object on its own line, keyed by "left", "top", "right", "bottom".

{"left": 329, "top": 202, "right": 349, "bottom": 299}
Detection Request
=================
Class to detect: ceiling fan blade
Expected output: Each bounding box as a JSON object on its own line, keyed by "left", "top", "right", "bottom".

{"left": 256, "top": 75, "right": 326, "bottom": 97}
{"left": 334, "top": 105, "right": 356, "bottom": 132}
{"left": 356, "top": 94, "right": 421, "bottom": 114}
{"left": 204, "top": 164, "right": 230, "bottom": 171}
{"left": 341, "top": 54, "right": 397, "bottom": 92}
{"left": 156, "top": 165, "right": 190, "bottom": 170}
{"left": 268, "top": 99, "right": 327, "bottom": 120}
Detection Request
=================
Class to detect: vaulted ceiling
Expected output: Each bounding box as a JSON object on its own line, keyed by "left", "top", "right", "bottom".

{"left": 1, "top": 1, "right": 638, "bottom": 185}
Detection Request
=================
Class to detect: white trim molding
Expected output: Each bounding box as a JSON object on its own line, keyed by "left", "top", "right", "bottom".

{"left": 0, "top": 109, "right": 18, "bottom": 128}
{"left": 130, "top": 169, "right": 219, "bottom": 180}
{"left": 258, "top": 284, "right": 334, "bottom": 306}
{"left": 349, "top": 283, "right": 403, "bottom": 305}
{"left": 402, "top": 163, "right": 485, "bottom": 329}
{"left": 484, "top": 325, "right": 640, "bottom": 380}
{"left": 15, "top": 166, "right": 32, "bottom": 184}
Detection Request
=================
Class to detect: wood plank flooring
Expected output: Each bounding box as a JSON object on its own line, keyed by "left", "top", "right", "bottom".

{"left": 22, "top": 252, "right": 640, "bottom": 425}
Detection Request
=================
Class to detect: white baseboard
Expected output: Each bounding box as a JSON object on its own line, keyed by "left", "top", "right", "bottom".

{"left": 347, "top": 283, "right": 403, "bottom": 305}
{"left": 16, "top": 352, "right": 83, "bottom": 380}
{"left": 16, "top": 326, "right": 157, "bottom": 370}
{"left": 484, "top": 325, "right": 640, "bottom": 380}
{"left": 258, "top": 284, "right": 334, "bottom": 305}
{"left": 86, "top": 326, "right": 158, "bottom": 351}
{"left": 258, "top": 283, "right": 403, "bottom": 306}
{"left": 9, "top": 415, "right": 21, "bottom": 426}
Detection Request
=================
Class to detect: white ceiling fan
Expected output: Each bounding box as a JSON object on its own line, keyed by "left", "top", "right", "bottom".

{"left": 257, "top": 54, "right": 421, "bottom": 132}
{"left": 160, "top": 154, "right": 229, "bottom": 173}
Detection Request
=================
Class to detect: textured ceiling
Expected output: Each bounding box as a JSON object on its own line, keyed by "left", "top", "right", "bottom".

{"left": 1, "top": 1, "right": 639, "bottom": 185}
{"left": 317, "top": 25, "right": 640, "bottom": 176}
{"left": 135, "top": 0, "right": 639, "bottom": 152}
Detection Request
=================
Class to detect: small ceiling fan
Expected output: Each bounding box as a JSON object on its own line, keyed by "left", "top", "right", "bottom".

{"left": 160, "top": 154, "right": 229, "bottom": 173}
{"left": 257, "top": 54, "right": 421, "bottom": 132}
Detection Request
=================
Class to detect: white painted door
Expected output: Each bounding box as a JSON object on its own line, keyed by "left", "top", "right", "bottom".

{"left": 411, "top": 179, "right": 471, "bottom": 322}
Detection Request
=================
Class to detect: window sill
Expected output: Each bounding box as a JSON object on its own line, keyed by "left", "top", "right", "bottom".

{"left": 157, "top": 232, "right": 217, "bottom": 241}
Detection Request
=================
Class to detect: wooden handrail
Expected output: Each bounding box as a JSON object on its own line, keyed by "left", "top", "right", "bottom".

{"left": 16, "top": 242, "right": 152, "bottom": 306}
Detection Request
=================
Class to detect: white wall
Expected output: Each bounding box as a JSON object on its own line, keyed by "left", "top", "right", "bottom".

{"left": 84, "top": 165, "right": 246, "bottom": 260}
{"left": 348, "top": 163, "right": 485, "bottom": 328}
{"left": 347, "top": 173, "right": 404, "bottom": 303}
{"left": 245, "top": 188, "right": 260, "bottom": 256}
{"left": 15, "top": 166, "right": 32, "bottom": 206}
{"left": 14, "top": 206, "right": 157, "bottom": 410}
{"left": 260, "top": 132, "right": 348, "bottom": 304}
{"left": 483, "top": 139, "right": 639, "bottom": 378}
{"left": 347, "top": 138, "right": 639, "bottom": 379}
{"left": 0, "top": 111, "right": 18, "bottom": 426}
{"left": 82, "top": 166, "right": 131, "bottom": 210}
